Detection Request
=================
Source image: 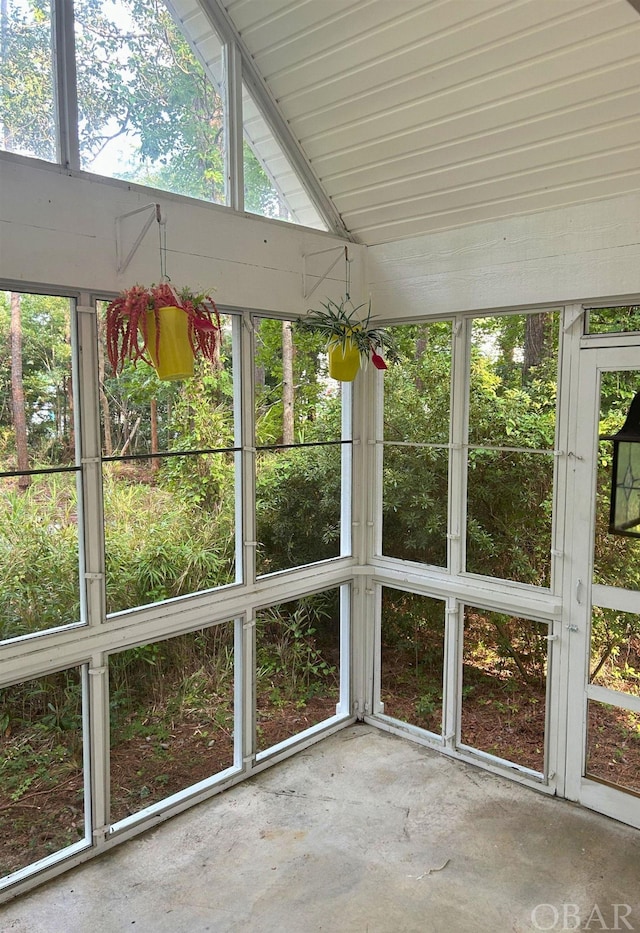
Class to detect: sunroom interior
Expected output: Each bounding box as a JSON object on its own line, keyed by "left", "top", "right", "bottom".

{"left": 2, "top": 0, "right": 640, "bottom": 916}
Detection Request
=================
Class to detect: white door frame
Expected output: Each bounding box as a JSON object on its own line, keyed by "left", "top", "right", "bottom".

{"left": 565, "top": 341, "right": 640, "bottom": 827}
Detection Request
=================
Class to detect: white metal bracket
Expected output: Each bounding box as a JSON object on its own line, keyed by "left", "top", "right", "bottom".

{"left": 116, "top": 203, "right": 164, "bottom": 275}
{"left": 303, "top": 245, "right": 349, "bottom": 301}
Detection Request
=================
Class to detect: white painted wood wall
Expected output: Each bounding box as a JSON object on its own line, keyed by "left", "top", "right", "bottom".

{"left": 2, "top": 155, "right": 639, "bottom": 318}
{"left": 0, "top": 157, "right": 365, "bottom": 311}
{"left": 368, "top": 192, "right": 640, "bottom": 318}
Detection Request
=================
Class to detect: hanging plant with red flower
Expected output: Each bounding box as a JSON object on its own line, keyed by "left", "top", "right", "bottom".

{"left": 297, "top": 297, "right": 398, "bottom": 381}
{"left": 105, "top": 282, "right": 221, "bottom": 378}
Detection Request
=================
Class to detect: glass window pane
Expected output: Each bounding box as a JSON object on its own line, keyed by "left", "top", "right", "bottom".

{"left": 590, "top": 608, "right": 640, "bottom": 698}
{"left": 109, "top": 624, "right": 235, "bottom": 824}
{"left": 98, "top": 305, "right": 236, "bottom": 457}
{"left": 254, "top": 317, "right": 342, "bottom": 445}
{"left": 383, "top": 322, "right": 452, "bottom": 445}
{"left": 466, "top": 450, "right": 553, "bottom": 587}
{"left": 0, "top": 0, "right": 56, "bottom": 161}
{"left": 380, "top": 589, "right": 444, "bottom": 735}
{"left": 0, "top": 293, "right": 80, "bottom": 640}
{"left": 242, "top": 83, "right": 326, "bottom": 229}
{"left": 461, "top": 608, "right": 547, "bottom": 773}
{"left": 382, "top": 446, "right": 448, "bottom": 567}
{"left": 254, "top": 315, "right": 348, "bottom": 576}
{"left": 1, "top": 474, "right": 81, "bottom": 639}
{"left": 381, "top": 322, "right": 451, "bottom": 567}
{"left": 586, "top": 306, "right": 640, "bottom": 335}
{"left": 0, "top": 668, "right": 86, "bottom": 878}
{"left": 469, "top": 311, "right": 558, "bottom": 449}
{"left": 586, "top": 700, "right": 640, "bottom": 795}
{"left": 594, "top": 372, "right": 640, "bottom": 589}
{"left": 99, "top": 307, "right": 238, "bottom": 612}
{"left": 103, "top": 453, "right": 236, "bottom": 615}
{"left": 256, "top": 592, "right": 340, "bottom": 753}
{"left": 256, "top": 445, "right": 342, "bottom": 575}
{"left": 1, "top": 293, "right": 74, "bottom": 470}
{"left": 75, "top": 0, "right": 226, "bottom": 205}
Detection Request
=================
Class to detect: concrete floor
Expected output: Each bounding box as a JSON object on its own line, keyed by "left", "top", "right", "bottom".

{"left": 1, "top": 724, "right": 640, "bottom": 933}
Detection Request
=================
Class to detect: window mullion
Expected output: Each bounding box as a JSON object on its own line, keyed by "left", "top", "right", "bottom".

{"left": 232, "top": 314, "right": 244, "bottom": 583}
{"left": 53, "top": 0, "right": 80, "bottom": 170}
{"left": 449, "top": 318, "right": 470, "bottom": 576}
{"left": 225, "top": 41, "right": 243, "bottom": 212}
{"left": 75, "top": 297, "right": 105, "bottom": 627}
{"left": 242, "top": 315, "right": 257, "bottom": 585}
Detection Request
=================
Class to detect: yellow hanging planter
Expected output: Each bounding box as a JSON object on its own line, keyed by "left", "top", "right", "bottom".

{"left": 328, "top": 335, "right": 361, "bottom": 382}
{"left": 299, "top": 297, "right": 397, "bottom": 383}
{"left": 145, "top": 306, "right": 194, "bottom": 381}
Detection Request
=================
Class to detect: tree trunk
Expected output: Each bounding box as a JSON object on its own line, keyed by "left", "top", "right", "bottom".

{"left": 282, "top": 320, "right": 294, "bottom": 445}
{"left": 523, "top": 313, "right": 547, "bottom": 380}
{"left": 120, "top": 415, "right": 141, "bottom": 457}
{"left": 414, "top": 325, "right": 429, "bottom": 394}
{"left": 65, "top": 362, "right": 75, "bottom": 462}
{"left": 254, "top": 318, "right": 265, "bottom": 393}
{"left": 64, "top": 312, "right": 75, "bottom": 460}
{"left": 10, "top": 293, "right": 30, "bottom": 490}
{"left": 150, "top": 398, "right": 159, "bottom": 473}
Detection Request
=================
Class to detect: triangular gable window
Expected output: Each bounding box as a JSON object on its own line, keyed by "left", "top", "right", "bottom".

{"left": 0, "top": 0, "right": 329, "bottom": 229}
{"left": 243, "top": 82, "right": 324, "bottom": 229}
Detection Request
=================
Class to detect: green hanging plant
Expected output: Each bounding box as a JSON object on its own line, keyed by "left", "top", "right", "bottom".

{"left": 298, "top": 297, "right": 398, "bottom": 372}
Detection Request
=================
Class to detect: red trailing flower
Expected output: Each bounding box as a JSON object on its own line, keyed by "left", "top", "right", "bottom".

{"left": 105, "top": 283, "right": 221, "bottom": 376}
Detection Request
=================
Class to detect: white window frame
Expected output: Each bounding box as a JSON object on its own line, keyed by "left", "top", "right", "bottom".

{"left": 0, "top": 290, "right": 355, "bottom": 899}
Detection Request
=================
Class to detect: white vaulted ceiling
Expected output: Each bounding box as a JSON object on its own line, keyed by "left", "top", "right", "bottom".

{"left": 213, "top": 0, "right": 640, "bottom": 247}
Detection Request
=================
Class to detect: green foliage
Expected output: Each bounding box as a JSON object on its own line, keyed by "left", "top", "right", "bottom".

{"left": 108, "top": 625, "right": 235, "bottom": 744}
{"left": 593, "top": 371, "right": 640, "bottom": 601}
{"left": 1, "top": 0, "right": 286, "bottom": 213}
{"left": 0, "top": 669, "right": 83, "bottom": 745}
{"left": 103, "top": 468, "right": 235, "bottom": 613}
{"left": 464, "top": 610, "right": 548, "bottom": 688}
{"left": 257, "top": 595, "right": 338, "bottom": 704}
{"left": 466, "top": 449, "right": 553, "bottom": 586}
{"left": 0, "top": 666, "right": 84, "bottom": 873}
{"left": 0, "top": 293, "right": 73, "bottom": 465}
{"left": 253, "top": 317, "right": 346, "bottom": 573}
{"left": 0, "top": 0, "right": 57, "bottom": 160}
{"left": 74, "top": 0, "right": 227, "bottom": 201}
{"left": 159, "top": 355, "right": 235, "bottom": 510}
{"left": 382, "top": 314, "right": 559, "bottom": 585}
{"left": 590, "top": 607, "right": 640, "bottom": 695}
{"left": 244, "top": 143, "right": 290, "bottom": 219}
{"left": 256, "top": 443, "right": 342, "bottom": 574}
{"left": 587, "top": 305, "right": 640, "bottom": 335}
{"left": 254, "top": 317, "right": 329, "bottom": 445}
{"left": 380, "top": 590, "right": 444, "bottom": 733}
{"left": 0, "top": 476, "right": 80, "bottom": 639}
{"left": 382, "top": 322, "right": 451, "bottom": 565}
{"left": 383, "top": 445, "right": 448, "bottom": 566}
